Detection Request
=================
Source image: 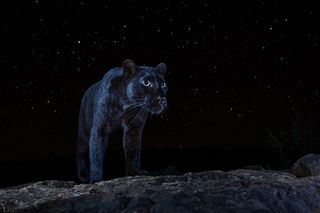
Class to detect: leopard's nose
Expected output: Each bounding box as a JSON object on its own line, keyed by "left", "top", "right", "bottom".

{"left": 157, "top": 97, "right": 167, "bottom": 106}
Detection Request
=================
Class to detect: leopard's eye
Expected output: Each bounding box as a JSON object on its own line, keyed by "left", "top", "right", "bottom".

{"left": 160, "top": 82, "right": 166, "bottom": 88}
{"left": 142, "top": 80, "right": 151, "bottom": 87}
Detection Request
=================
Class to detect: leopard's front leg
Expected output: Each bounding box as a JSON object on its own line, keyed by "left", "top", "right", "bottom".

{"left": 123, "top": 124, "right": 148, "bottom": 176}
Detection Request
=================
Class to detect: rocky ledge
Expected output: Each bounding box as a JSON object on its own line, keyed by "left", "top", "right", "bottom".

{"left": 1, "top": 155, "right": 320, "bottom": 213}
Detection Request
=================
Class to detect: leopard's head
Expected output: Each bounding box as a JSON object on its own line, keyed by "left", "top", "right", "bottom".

{"left": 123, "top": 59, "right": 168, "bottom": 114}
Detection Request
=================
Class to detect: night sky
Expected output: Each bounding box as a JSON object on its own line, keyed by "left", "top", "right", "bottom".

{"left": 1, "top": 1, "right": 320, "bottom": 165}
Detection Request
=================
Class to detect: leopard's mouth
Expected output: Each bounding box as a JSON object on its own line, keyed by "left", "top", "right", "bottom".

{"left": 149, "top": 107, "right": 165, "bottom": 114}
{"left": 140, "top": 97, "right": 167, "bottom": 114}
{"left": 143, "top": 105, "right": 166, "bottom": 115}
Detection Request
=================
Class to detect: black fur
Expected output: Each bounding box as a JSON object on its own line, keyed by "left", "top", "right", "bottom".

{"left": 76, "top": 59, "right": 168, "bottom": 183}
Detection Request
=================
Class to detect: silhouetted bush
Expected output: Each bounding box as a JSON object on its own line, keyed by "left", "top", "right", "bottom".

{"left": 266, "top": 110, "right": 320, "bottom": 169}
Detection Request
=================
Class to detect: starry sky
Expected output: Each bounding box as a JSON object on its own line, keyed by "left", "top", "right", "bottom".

{"left": 1, "top": 1, "right": 320, "bottom": 161}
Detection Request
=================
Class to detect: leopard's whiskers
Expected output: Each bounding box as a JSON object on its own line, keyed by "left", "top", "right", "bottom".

{"left": 123, "top": 102, "right": 147, "bottom": 127}
{"left": 124, "top": 101, "right": 144, "bottom": 111}
{"left": 128, "top": 108, "right": 144, "bottom": 127}
{"left": 124, "top": 105, "right": 144, "bottom": 119}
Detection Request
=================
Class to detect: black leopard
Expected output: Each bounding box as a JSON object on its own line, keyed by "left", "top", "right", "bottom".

{"left": 76, "top": 59, "right": 168, "bottom": 183}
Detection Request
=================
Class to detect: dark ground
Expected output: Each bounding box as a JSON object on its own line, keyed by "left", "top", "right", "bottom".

{"left": 0, "top": 147, "right": 273, "bottom": 188}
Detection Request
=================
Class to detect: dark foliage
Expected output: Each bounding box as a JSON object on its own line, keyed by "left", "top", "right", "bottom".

{"left": 266, "top": 109, "right": 320, "bottom": 169}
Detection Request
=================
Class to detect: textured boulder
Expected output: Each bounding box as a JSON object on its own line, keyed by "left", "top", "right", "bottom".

{"left": 290, "top": 153, "right": 320, "bottom": 177}
{"left": 1, "top": 169, "right": 320, "bottom": 213}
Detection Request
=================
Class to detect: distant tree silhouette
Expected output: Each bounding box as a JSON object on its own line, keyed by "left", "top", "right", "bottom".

{"left": 266, "top": 108, "right": 320, "bottom": 169}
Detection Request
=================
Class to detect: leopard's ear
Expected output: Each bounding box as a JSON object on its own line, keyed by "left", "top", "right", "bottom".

{"left": 156, "top": 63, "right": 166, "bottom": 77}
{"left": 122, "top": 59, "right": 138, "bottom": 77}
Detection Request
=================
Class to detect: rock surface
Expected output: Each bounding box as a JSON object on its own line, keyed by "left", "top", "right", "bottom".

{"left": 290, "top": 153, "right": 320, "bottom": 177}
{"left": 1, "top": 169, "right": 320, "bottom": 213}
